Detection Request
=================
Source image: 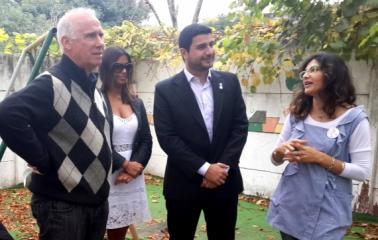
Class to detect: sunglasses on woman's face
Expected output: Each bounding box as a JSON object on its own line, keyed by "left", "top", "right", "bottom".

{"left": 112, "top": 62, "right": 133, "bottom": 73}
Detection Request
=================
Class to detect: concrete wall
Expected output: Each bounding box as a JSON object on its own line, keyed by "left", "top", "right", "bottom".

{"left": 0, "top": 55, "right": 56, "bottom": 187}
{"left": 0, "top": 55, "right": 34, "bottom": 187}
{"left": 1, "top": 55, "right": 377, "bottom": 214}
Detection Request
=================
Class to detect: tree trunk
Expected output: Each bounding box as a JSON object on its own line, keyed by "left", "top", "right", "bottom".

{"left": 192, "top": 0, "right": 203, "bottom": 23}
{"left": 144, "top": 0, "right": 165, "bottom": 28}
{"left": 167, "top": 0, "right": 178, "bottom": 28}
{"left": 367, "top": 64, "right": 378, "bottom": 215}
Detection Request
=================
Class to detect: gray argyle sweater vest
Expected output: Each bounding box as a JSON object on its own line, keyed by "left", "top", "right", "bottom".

{"left": 27, "top": 60, "right": 112, "bottom": 205}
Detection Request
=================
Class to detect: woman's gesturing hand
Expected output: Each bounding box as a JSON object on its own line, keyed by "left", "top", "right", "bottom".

{"left": 288, "top": 141, "right": 325, "bottom": 164}
{"left": 273, "top": 139, "right": 306, "bottom": 163}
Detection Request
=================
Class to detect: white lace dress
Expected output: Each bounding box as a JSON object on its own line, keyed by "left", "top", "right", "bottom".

{"left": 107, "top": 113, "right": 151, "bottom": 229}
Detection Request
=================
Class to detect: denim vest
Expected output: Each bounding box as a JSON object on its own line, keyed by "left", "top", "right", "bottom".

{"left": 267, "top": 106, "right": 368, "bottom": 240}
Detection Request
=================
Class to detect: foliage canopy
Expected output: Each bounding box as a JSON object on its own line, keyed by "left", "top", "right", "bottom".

{"left": 0, "top": 0, "right": 150, "bottom": 34}
{"left": 0, "top": 0, "right": 376, "bottom": 93}
{"left": 216, "top": 0, "right": 377, "bottom": 92}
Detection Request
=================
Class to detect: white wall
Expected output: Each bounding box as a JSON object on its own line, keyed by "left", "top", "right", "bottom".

{"left": 0, "top": 55, "right": 31, "bottom": 187}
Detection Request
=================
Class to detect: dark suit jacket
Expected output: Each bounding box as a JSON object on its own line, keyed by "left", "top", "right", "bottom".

{"left": 102, "top": 92, "right": 152, "bottom": 172}
{"left": 154, "top": 70, "right": 248, "bottom": 200}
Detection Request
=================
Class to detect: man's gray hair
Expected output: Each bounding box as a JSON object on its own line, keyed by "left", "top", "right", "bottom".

{"left": 56, "top": 8, "right": 97, "bottom": 52}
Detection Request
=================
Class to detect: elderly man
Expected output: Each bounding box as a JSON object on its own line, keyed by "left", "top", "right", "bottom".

{"left": 0, "top": 8, "right": 112, "bottom": 240}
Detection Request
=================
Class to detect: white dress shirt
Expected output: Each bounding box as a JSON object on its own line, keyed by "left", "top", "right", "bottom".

{"left": 184, "top": 68, "right": 213, "bottom": 176}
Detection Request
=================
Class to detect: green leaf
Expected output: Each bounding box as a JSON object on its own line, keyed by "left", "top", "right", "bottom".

{"left": 0, "top": 28, "right": 9, "bottom": 43}
{"left": 285, "top": 77, "right": 301, "bottom": 91}
{"left": 250, "top": 85, "right": 257, "bottom": 93}
{"left": 329, "top": 41, "right": 346, "bottom": 49}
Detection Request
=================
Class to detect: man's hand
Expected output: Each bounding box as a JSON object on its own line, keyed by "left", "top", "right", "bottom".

{"left": 204, "top": 163, "right": 229, "bottom": 187}
{"left": 115, "top": 171, "right": 135, "bottom": 185}
{"left": 122, "top": 161, "right": 144, "bottom": 177}
{"left": 201, "top": 178, "right": 218, "bottom": 189}
{"left": 27, "top": 164, "right": 43, "bottom": 175}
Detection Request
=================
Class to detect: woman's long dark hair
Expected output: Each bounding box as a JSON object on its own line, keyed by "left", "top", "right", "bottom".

{"left": 99, "top": 46, "right": 135, "bottom": 104}
{"left": 290, "top": 53, "right": 356, "bottom": 120}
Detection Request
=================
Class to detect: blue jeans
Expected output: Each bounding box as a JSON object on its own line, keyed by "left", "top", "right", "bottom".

{"left": 31, "top": 194, "right": 108, "bottom": 240}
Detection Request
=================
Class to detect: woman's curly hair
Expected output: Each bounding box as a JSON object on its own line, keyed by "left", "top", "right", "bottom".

{"left": 290, "top": 53, "right": 356, "bottom": 120}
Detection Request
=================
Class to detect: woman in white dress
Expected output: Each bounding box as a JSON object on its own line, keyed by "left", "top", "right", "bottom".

{"left": 99, "top": 47, "right": 152, "bottom": 240}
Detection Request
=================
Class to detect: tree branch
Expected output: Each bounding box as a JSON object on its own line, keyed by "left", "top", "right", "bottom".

{"left": 144, "top": 0, "right": 164, "bottom": 28}
{"left": 192, "top": 0, "right": 203, "bottom": 24}
{"left": 167, "top": 0, "right": 178, "bottom": 28}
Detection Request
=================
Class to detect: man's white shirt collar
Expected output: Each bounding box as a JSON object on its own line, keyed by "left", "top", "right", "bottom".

{"left": 184, "top": 68, "right": 212, "bottom": 83}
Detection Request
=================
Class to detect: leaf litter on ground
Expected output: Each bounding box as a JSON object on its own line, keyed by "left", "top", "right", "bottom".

{"left": 1, "top": 175, "right": 378, "bottom": 239}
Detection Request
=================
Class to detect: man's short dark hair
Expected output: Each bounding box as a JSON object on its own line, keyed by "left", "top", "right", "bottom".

{"left": 178, "top": 24, "right": 212, "bottom": 51}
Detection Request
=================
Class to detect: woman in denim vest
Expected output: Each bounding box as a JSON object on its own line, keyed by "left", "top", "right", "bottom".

{"left": 268, "top": 53, "right": 372, "bottom": 240}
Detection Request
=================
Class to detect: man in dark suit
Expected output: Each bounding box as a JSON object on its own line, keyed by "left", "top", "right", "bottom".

{"left": 153, "top": 23, "right": 248, "bottom": 240}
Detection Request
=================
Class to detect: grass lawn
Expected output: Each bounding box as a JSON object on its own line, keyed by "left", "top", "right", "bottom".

{"left": 1, "top": 176, "right": 377, "bottom": 239}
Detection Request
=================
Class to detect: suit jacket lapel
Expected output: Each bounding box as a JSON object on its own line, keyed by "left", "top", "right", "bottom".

{"left": 173, "top": 71, "right": 208, "bottom": 132}
{"left": 130, "top": 100, "right": 141, "bottom": 127}
{"left": 210, "top": 70, "right": 224, "bottom": 134}
{"left": 130, "top": 100, "right": 141, "bottom": 142}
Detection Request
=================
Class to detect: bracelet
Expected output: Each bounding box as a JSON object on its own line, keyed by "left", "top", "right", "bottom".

{"left": 327, "top": 157, "right": 336, "bottom": 171}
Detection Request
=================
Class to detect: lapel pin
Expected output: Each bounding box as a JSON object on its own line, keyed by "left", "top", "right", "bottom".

{"left": 219, "top": 83, "right": 223, "bottom": 90}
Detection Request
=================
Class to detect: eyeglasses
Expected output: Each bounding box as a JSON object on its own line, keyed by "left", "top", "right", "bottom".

{"left": 112, "top": 62, "right": 133, "bottom": 73}
{"left": 298, "top": 65, "right": 321, "bottom": 80}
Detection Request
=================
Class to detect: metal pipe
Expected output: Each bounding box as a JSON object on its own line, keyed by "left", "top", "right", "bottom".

{"left": 4, "top": 53, "right": 26, "bottom": 97}
{"left": 27, "top": 27, "right": 57, "bottom": 84}
{"left": 0, "top": 143, "right": 5, "bottom": 161}
{"left": 0, "top": 27, "right": 57, "bottom": 162}
{"left": 5, "top": 31, "right": 50, "bottom": 97}
{"left": 27, "top": 52, "right": 36, "bottom": 67}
